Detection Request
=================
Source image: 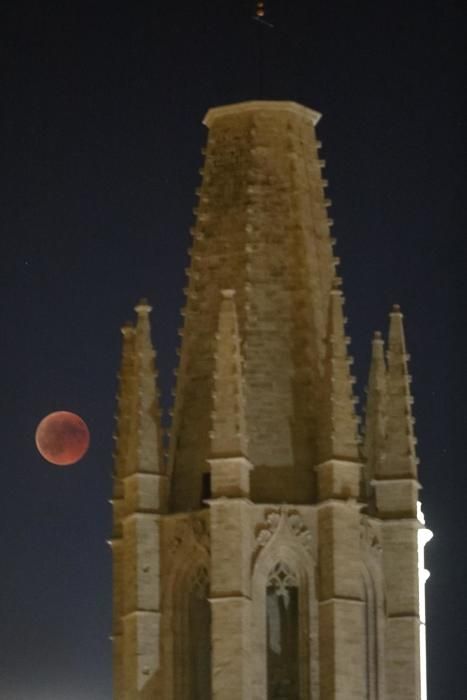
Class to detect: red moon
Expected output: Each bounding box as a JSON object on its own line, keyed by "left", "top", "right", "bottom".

{"left": 35, "top": 411, "right": 90, "bottom": 466}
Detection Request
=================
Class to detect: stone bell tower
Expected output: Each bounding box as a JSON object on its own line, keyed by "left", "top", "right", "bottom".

{"left": 110, "top": 101, "right": 431, "bottom": 700}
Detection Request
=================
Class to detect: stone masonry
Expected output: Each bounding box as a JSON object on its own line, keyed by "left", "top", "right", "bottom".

{"left": 111, "top": 101, "right": 431, "bottom": 699}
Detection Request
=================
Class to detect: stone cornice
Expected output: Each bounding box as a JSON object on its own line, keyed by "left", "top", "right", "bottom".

{"left": 204, "top": 100, "right": 321, "bottom": 128}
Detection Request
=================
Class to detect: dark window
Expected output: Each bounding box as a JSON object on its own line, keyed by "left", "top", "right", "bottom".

{"left": 266, "top": 562, "right": 299, "bottom": 700}
{"left": 201, "top": 472, "right": 211, "bottom": 503}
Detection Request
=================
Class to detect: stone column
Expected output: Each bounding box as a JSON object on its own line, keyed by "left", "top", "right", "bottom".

{"left": 317, "top": 460, "right": 366, "bottom": 700}
{"left": 209, "top": 496, "right": 252, "bottom": 700}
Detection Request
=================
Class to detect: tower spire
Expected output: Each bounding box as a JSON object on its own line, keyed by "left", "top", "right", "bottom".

{"left": 170, "top": 101, "right": 333, "bottom": 510}
{"left": 112, "top": 300, "right": 167, "bottom": 698}
{"left": 113, "top": 323, "right": 136, "bottom": 483}
{"left": 131, "top": 298, "right": 165, "bottom": 476}
{"left": 210, "top": 290, "right": 248, "bottom": 459}
{"left": 371, "top": 306, "right": 423, "bottom": 694}
{"left": 372, "top": 304, "right": 419, "bottom": 517}
{"left": 363, "top": 330, "right": 387, "bottom": 486}
{"left": 318, "top": 286, "right": 360, "bottom": 463}
{"left": 111, "top": 322, "right": 136, "bottom": 700}
{"left": 385, "top": 304, "right": 418, "bottom": 479}
{"left": 208, "top": 290, "right": 251, "bottom": 499}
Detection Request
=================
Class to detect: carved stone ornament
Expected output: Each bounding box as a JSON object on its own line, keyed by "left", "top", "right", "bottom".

{"left": 169, "top": 513, "right": 210, "bottom": 555}
{"left": 256, "top": 507, "right": 313, "bottom": 554}
{"left": 191, "top": 565, "right": 210, "bottom": 598}
{"left": 192, "top": 513, "right": 210, "bottom": 553}
{"left": 360, "top": 516, "right": 382, "bottom": 557}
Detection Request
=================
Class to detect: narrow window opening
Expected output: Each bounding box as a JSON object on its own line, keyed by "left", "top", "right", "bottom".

{"left": 363, "top": 573, "right": 379, "bottom": 700}
{"left": 266, "top": 562, "right": 299, "bottom": 700}
{"left": 201, "top": 472, "right": 211, "bottom": 503}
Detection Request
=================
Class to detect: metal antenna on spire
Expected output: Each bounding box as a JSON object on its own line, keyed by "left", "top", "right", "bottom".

{"left": 251, "top": 0, "right": 274, "bottom": 97}
{"left": 252, "top": 0, "right": 274, "bottom": 29}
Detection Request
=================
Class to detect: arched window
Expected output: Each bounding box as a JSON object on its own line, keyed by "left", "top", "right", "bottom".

{"left": 266, "top": 562, "right": 299, "bottom": 699}
{"left": 188, "top": 566, "right": 211, "bottom": 700}
{"left": 251, "top": 515, "right": 317, "bottom": 699}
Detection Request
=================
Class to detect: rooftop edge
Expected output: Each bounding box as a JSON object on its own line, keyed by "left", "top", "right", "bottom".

{"left": 203, "top": 100, "right": 322, "bottom": 128}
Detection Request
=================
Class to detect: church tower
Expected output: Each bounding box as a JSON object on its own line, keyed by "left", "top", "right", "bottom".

{"left": 111, "top": 101, "right": 431, "bottom": 700}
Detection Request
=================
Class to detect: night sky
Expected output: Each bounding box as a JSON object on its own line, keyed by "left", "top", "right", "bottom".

{"left": 0, "top": 2, "right": 465, "bottom": 698}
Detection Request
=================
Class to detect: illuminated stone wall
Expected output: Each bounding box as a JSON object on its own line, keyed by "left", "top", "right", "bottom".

{"left": 111, "top": 102, "right": 427, "bottom": 700}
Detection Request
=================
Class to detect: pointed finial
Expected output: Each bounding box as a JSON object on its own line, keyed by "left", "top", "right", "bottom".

{"left": 318, "top": 286, "right": 359, "bottom": 462}
{"left": 121, "top": 298, "right": 165, "bottom": 478}
{"left": 113, "top": 321, "right": 137, "bottom": 484}
{"left": 135, "top": 298, "right": 152, "bottom": 315}
{"left": 386, "top": 306, "right": 418, "bottom": 478}
{"left": 210, "top": 290, "right": 248, "bottom": 459}
{"left": 363, "top": 329, "right": 387, "bottom": 488}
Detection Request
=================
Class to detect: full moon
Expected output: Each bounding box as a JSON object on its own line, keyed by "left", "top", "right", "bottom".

{"left": 35, "top": 411, "right": 90, "bottom": 466}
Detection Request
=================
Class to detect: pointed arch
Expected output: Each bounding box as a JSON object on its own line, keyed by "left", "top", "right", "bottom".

{"left": 266, "top": 561, "right": 300, "bottom": 698}
{"left": 186, "top": 564, "right": 211, "bottom": 699}
{"left": 172, "top": 557, "right": 212, "bottom": 700}
{"left": 162, "top": 519, "right": 211, "bottom": 700}
{"left": 251, "top": 512, "right": 319, "bottom": 700}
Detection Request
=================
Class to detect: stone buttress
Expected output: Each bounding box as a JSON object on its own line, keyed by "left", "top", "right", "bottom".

{"left": 111, "top": 300, "right": 167, "bottom": 700}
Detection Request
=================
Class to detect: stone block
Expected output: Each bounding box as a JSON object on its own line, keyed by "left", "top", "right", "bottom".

{"left": 124, "top": 473, "right": 168, "bottom": 514}
{"left": 316, "top": 459, "right": 361, "bottom": 501}
{"left": 210, "top": 500, "right": 251, "bottom": 597}
{"left": 210, "top": 457, "right": 251, "bottom": 498}
{"left": 374, "top": 478, "right": 419, "bottom": 518}
{"left": 211, "top": 597, "right": 252, "bottom": 700}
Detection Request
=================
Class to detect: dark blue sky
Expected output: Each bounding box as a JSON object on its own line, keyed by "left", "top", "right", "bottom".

{"left": 0, "top": 1, "right": 465, "bottom": 698}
